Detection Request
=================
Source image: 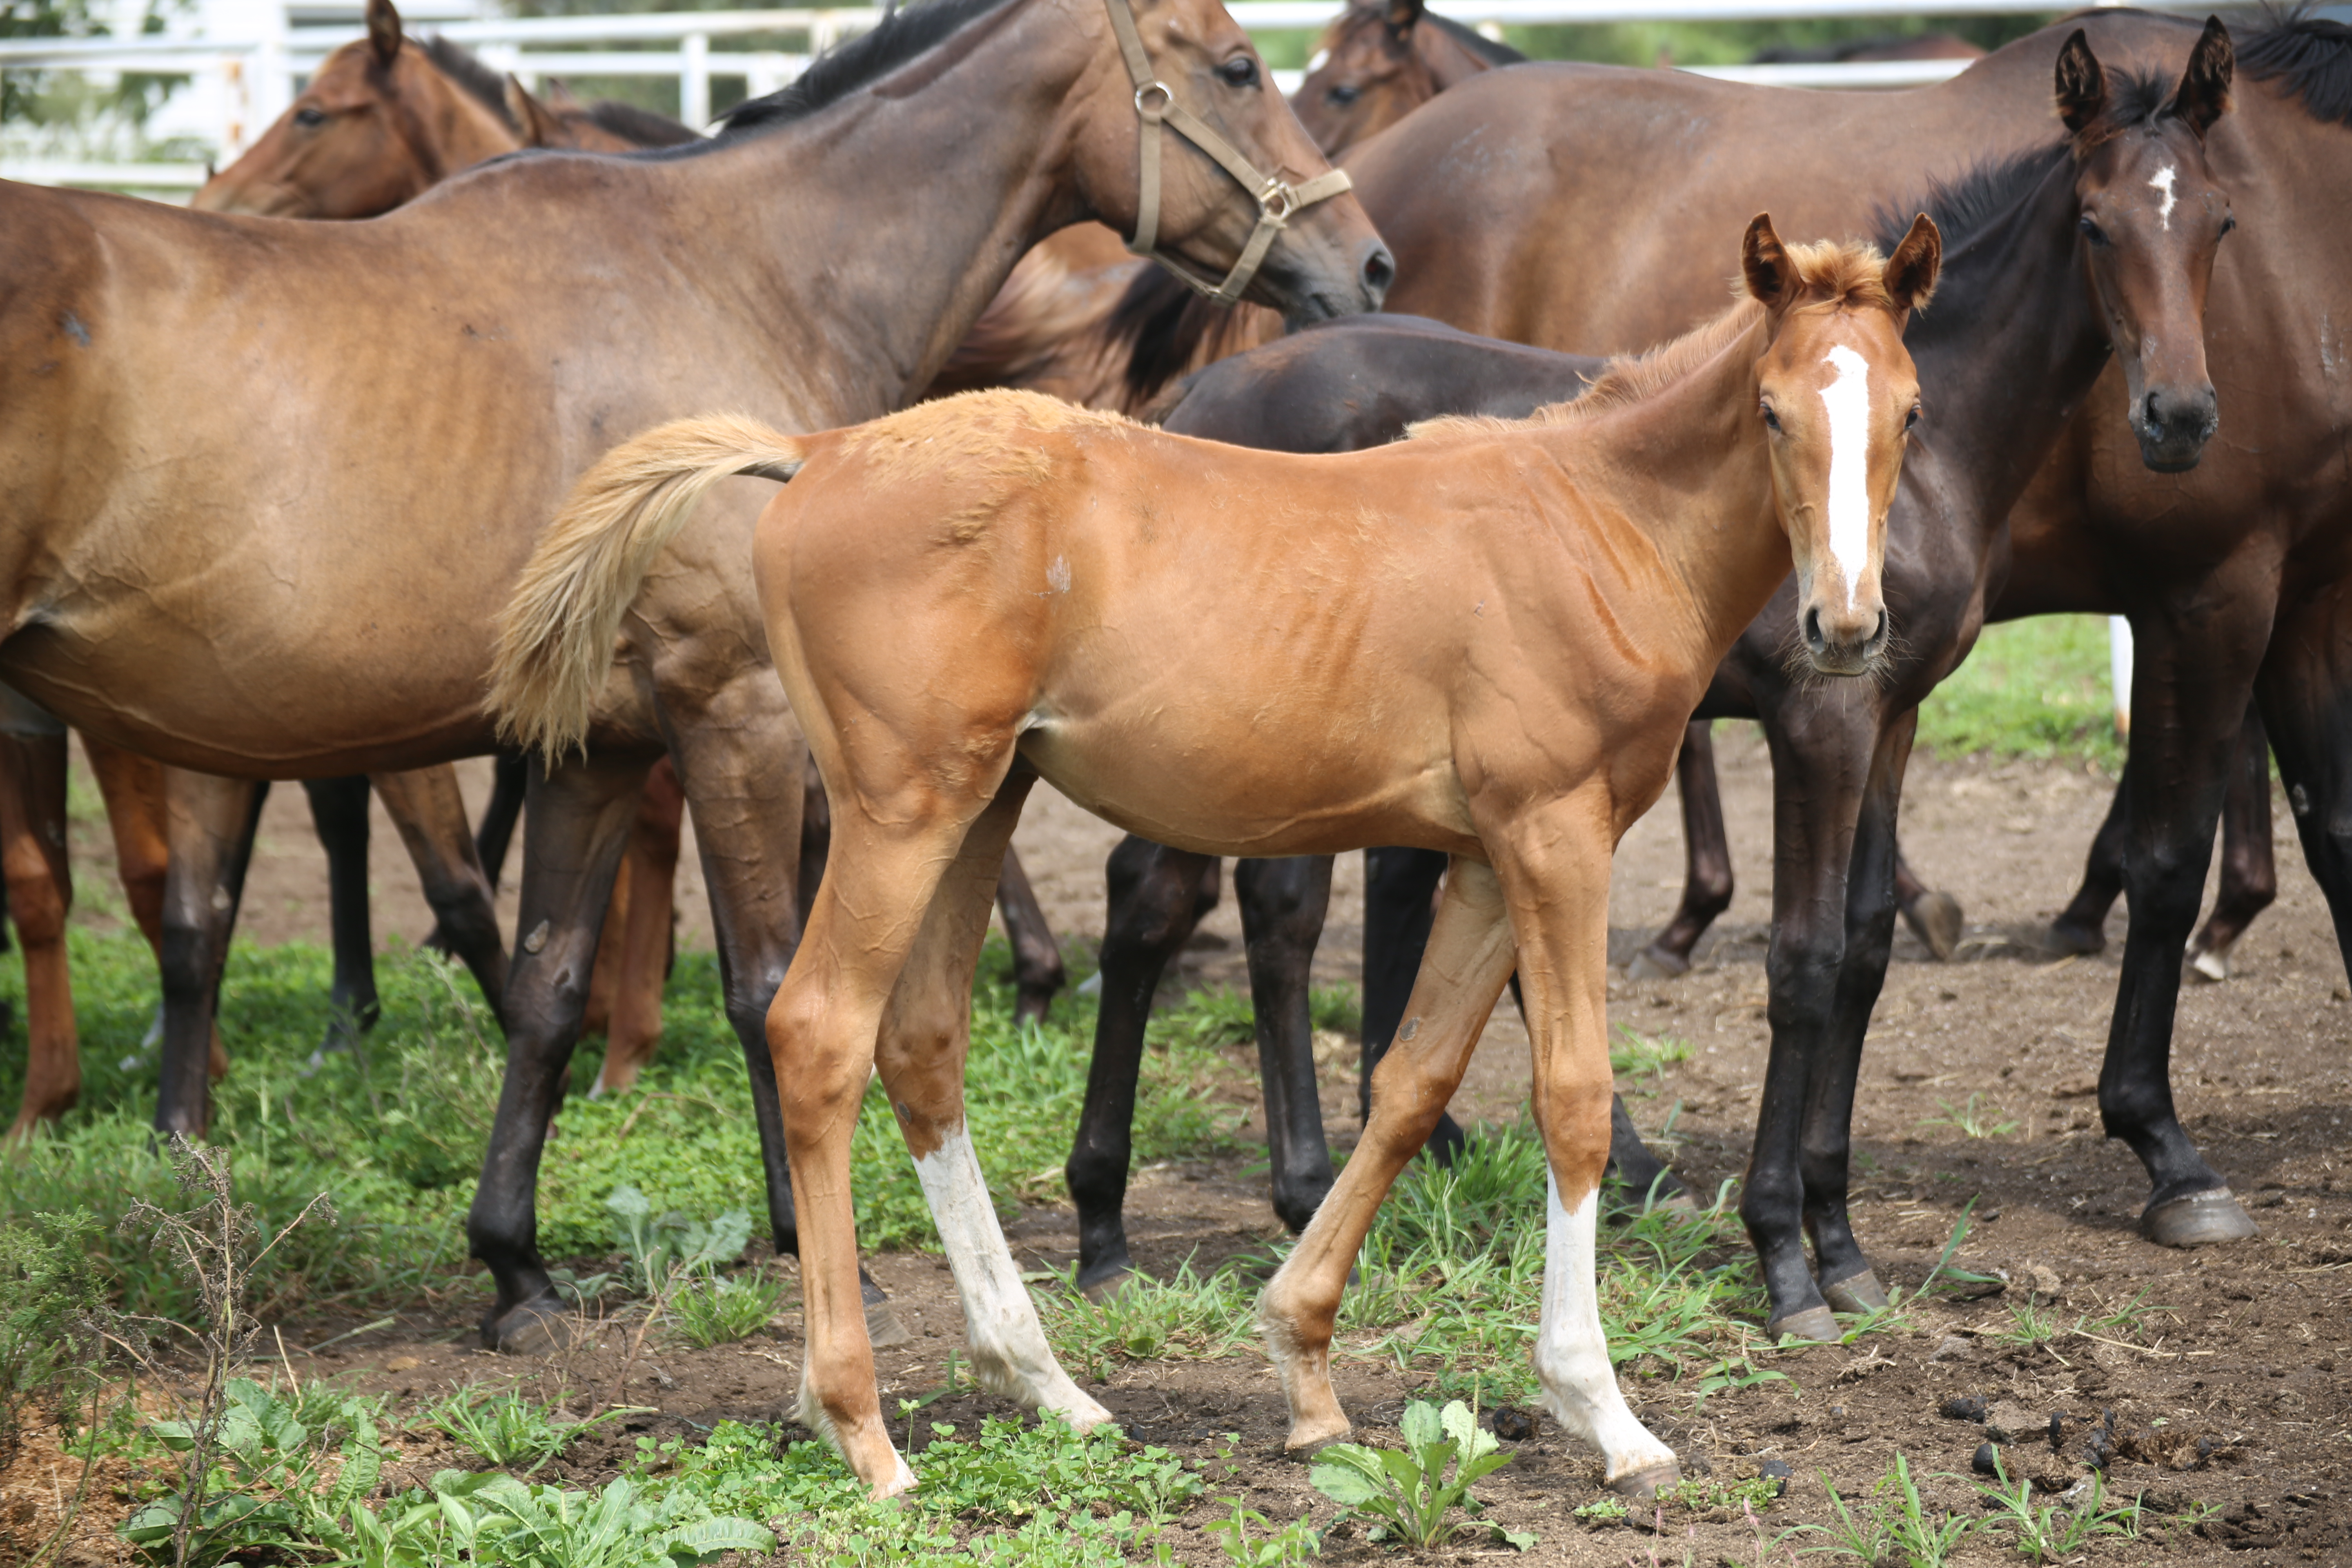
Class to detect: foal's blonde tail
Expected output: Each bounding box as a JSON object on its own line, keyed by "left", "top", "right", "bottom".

{"left": 489, "top": 413, "right": 806, "bottom": 761}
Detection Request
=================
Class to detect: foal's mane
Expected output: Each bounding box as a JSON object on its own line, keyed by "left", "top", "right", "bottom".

{"left": 419, "top": 34, "right": 519, "bottom": 128}
{"left": 2238, "top": 4, "right": 2352, "bottom": 126}
{"left": 715, "top": 0, "right": 1019, "bottom": 138}
{"left": 1408, "top": 239, "right": 1889, "bottom": 443}
{"left": 577, "top": 98, "right": 702, "bottom": 147}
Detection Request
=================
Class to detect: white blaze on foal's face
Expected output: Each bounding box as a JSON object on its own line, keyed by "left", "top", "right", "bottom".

{"left": 2149, "top": 163, "right": 2178, "bottom": 229}
{"left": 1816, "top": 343, "right": 1875, "bottom": 609}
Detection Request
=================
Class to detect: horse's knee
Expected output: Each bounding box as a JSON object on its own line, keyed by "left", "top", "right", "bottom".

{"left": 3, "top": 862, "right": 66, "bottom": 947}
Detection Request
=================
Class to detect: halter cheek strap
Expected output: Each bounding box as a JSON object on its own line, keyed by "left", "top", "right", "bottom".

{"left": 1102, "top": 0, "right": 1354, "bottom": 307}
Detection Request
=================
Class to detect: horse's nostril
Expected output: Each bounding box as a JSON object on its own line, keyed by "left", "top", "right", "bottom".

{"left": 2145, "top": 391, "right": 2165, "bottom": 428}
{"left": 1360, "top": 243, "right": 1395, "bottom": 301}
{"left": 1803, "top": 606, "right": 1825, "bottom": 649}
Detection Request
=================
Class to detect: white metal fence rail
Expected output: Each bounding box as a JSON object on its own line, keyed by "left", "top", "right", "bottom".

{"left": 0, "top": 0, "right": 2221, "bottom": 192}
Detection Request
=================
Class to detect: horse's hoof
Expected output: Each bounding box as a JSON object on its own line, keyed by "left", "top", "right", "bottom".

{"left": 1820, "top": 1268, "right": 1890, "bottom": 1315}
{"left": 2142, "top": 1187, "right": 2258, "bottom": 1248}
{"left": 485, "top": 1298, "right": 575, "bottom": 1356}
{"left": 1652, "top": 1188, "right": 1699, "bottom": 1214}
{"left": 1283, "top": 1426, "right": 1355, "bottom": 1461}
{"left": 2187, "top": 944, "right": 2232, "bottom": 984}
{"left": 1906, "top": 891, "right": 1964, "bottom": 962}
{"left": 2046, "top": 918, "right": 2107, "bottom": 957}
{"left": 1607, "top": 1460, "right": 1682, "bottom": 1502}
{"left": 1766, "top": 1305, "right": 1841, "bottom": 1345}
{"left": 1078, "top": 1265, "right": 1141, "bottom": 1304}
{"left": 864, "top": 1296, "right": 914, "bottom": 1349}
{"left": 1626, "top": 945, "right": 1690, "bottom": 982}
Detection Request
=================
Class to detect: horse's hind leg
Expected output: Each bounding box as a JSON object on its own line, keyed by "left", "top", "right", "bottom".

{"left": 1360, "top": 845, "right": 1463, "bottom": 1160}
{"left": 1067, "top": 835, "right": 1217, "bottom": 1293}
{"left": 2186, "top": 703, "right": 2275, "bottom": 982}
{"left": 475, "top": 752, "right": 529, "bottom": 891}
{"left": 592, "top": 757, "right": 682, "bottom": 1097}
{"left": 82, "top": 737, "right": 218, "bottom": 1073}
{"left": 1235, "top": 855, "right": 1335, "bottom": 1233}
{"left": 872, "top": 772, "right": 1106, "bottom": 1445}
{"left": 469, "top": 753, "right": 644, "bottom": 1350}
{"left": 1259, "top": 856, "right": 1517, "bottom": 1457}
{"left": 2258, "top": 606, "right": 2352, "bottom": 991}
{"left": 0, "top": 731, "right": 77, "bottom": 1135}
{"left": 371, "top": 765, "right": 509, "bottom": 1016}
{"left": 302, "top": 777, "right": 381, "bottom": 1054}
{"left": 155, "top": 770, "right": 266, "bottom": 1137}
{"left": 2051, "top": 770, "right": 2130, "bottom": 956}
{"left": 1632, "top": 722, "right": 1735, "bottom": 979}
{"left": 996, "top": 847, "right": 1066, "bottom": 1023}
{"left": 1893, "top": 843, "right": 1963, "bottom": 962}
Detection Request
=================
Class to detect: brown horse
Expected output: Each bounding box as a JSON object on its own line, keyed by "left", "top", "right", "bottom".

{"left": 496, "top": 221, "right": 1936, "bottom": 1498}
{"left": 0, "top": 0, "right": 1384, "bottom": 1353}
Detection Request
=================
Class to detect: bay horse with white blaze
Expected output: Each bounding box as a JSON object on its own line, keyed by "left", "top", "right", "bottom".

{"left": 495, "top": 219, "right": 1939, "bottom": 1497}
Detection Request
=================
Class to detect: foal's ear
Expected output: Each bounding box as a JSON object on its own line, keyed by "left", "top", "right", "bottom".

{"left": 1884, "top": 214, "right": 1941, "bottom": 316}
{"left": 2054, "top": 28, "right": 2107, "bottom": 135}
{"left": 1742, "top": 213, "right": 1800, "bottom": 310}
{"left": 1383, "top": 0, "right": 1424, "bottom": 40}
{"left": 365, "top": 0, "right": 403, "bottom": 70}
{"left": 506, "top": 75, "right": 566, "bottom": 147}
{"left": 2172, "top": 16, "right": 2234, "bottom": 140}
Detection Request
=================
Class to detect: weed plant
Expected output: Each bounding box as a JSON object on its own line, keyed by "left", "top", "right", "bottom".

{"left": 1309, "top": 1398, "right": 1533, "bottom": 1549}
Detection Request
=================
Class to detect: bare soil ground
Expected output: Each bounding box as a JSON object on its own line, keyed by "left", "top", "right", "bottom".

{"left": 18, "top": 728, "right": 2352, "bottom": 1564}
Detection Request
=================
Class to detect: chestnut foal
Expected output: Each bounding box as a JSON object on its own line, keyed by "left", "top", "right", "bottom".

{"left": 496, "top": 218, "right": 1938, "bottom": 1497}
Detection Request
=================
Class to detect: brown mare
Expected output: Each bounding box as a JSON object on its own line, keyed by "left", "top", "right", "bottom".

{"left": 495, "top": 222, "right": 1938, "bottom": 1498}
{"left": 0, "top": 0, "right": 1384, "bottom": 1352}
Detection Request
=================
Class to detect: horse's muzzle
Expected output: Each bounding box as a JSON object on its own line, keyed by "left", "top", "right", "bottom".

{"left": 2134, "top": 383, "right": 2219, "bottom": 474}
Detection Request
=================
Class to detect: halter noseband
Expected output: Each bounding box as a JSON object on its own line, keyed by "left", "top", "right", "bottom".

{"left": 1102, "top": 0, "right": 1354, "bottom": 307}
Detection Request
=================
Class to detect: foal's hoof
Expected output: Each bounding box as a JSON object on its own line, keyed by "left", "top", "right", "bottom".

{"left": 484, "top": 1297, "right": 576, "bottom": 1356}
{"left": 2142, "top": 1187, "right": 2258, "bottom": 1248}
{"left": 1079, "top": 1266, "right": 1140, "bottom": 1304}
{"left": 1819, "top": 1268, "right": 1891, "bottom": 1316}
{"left": 1766, "top": 1305, "right": 1841, "bottom": 1345}
{"left": 1607, "top": 1460, "right": 1683, "bottom": 1503}
{"left": 1904, "top": 891, "right": 1964, "bottom": 962}
{"left": 2045, "top": 918, "right": 2107, "bottom": 957}
{"left": 2187, "top": 943, "right": 2232, "bottom": 984}
{"left": 1283, "top": 1425, "right": 1355, "bottom": 1462}
{"left": 1626, "top": 944, "right": 1691, "bottom": 982}
{"left": 861, "top": 1278, "right": 914, "bottom": 1349}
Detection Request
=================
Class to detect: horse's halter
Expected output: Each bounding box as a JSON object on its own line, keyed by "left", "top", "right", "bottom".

{"left": 1102, "top": 0, "right": 1353, "bottom": 305}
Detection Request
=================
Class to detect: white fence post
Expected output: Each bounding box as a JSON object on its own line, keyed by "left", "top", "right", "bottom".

{"left": 2109, "top": 615, "right": 2134, "bottom": 742}
{"left": 681, "top": 31, "right": 710, "bottom": 131}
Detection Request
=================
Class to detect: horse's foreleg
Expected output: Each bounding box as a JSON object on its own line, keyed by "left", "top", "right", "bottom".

{"left": 995, "top": 847, "right": 1066, "bottom": 1023}
{"left": 0, "top": 731, "right": 76, "bottom": 1135}
{"left": 1359, "top": 846, "right": 1461, "bottom": 1159}
{"left": 155, "top": 771, "right": 265, "bottom": 1137}
{"left": 301, "top": 777, "right": 381, "bottom": 1054}
{"left": 2100, "top": 607, "right": 2263, "bottom": 1248}
{"left": 469, "top": 754, "right": 644, "bottom": 1351}
{"left": 1794, "top": 710, "right": 1920, "bottom": 1319}
{"left": 2186, "top": 703, "right": 2276, "bottom": 982}
{"left": 2259, "top": 606, "right": 2352, "bottom": 1001}
{"left": 593, "top": 757, "right": 682, "bottom": 1097}
{"left": 1234, "top": 855, "right": 1336, "bottom": 1234}
{"left": 1632, "top": 722, "right": 1735, "bottom": 979}
{"left": 1508, "top": 808, "right": 1682, "bottom": 1497}
{"left": 1259, "top": 855, "right": 1515, "bottom": 1456}
{"left": 371, "top": 765, "right": 508, "bottom": 1017}
{"left": 1067, "top": 835, "right": 1216, "bottom": 1293}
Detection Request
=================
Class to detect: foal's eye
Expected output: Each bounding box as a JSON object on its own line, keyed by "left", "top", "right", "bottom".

{"left": 2078, "top": 215, "right": 2111, "bottom": 247}
{"left": 1219, "top": 55, "right": 1261, "bottom": 88}
{"left": 1760, "top": 403, "right": 1782, "bottom": 432}
{"left": 1325, "top": 82, "right": 1361, "bottom": 106}
{"left": 2220, "top": 213, "right": 2237, "bottom": 237}
{"left": 294, "top": 105, "right": 328, "bottom": 128}
{"left": 1904, "top": 406, "right": 1921, "bottom": 431}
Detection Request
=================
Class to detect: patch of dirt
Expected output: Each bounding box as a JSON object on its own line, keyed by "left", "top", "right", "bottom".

{"left": 20, "top": 728, "right": 2352, "bottom": 1564}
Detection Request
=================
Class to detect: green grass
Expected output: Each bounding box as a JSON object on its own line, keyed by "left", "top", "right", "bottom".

{"left": 0, "top": 929, "right": 1245, "bottom": 1316}
{"left": 1914, "top": 614, "right": 2124, "bottom": 768}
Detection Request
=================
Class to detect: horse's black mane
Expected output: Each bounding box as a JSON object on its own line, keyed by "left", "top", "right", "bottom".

{"left": 2238, "top": 4, "right": 2352, "bottom": 126}
{"left": 716, "top": 0, "right": 1017, "bottom": 137}
{"left": 1424, "top": 11, "right": 1525, "bottom": 67}
{"left": 1871, "top": 140, "right": 2071, "bottom": 260}
{"left": 579, "top": 97, "right": 701, "bottom": 147}
{"left": 421, "top": 33, "right": 518, "bottom": 128}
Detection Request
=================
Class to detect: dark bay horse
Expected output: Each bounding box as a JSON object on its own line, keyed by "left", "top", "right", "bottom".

{"left": 0, "top": 0, "right": 1385, "bottom": 1352}
{"left": 497, "top": 223, "right": 1937, "bottom": 1499}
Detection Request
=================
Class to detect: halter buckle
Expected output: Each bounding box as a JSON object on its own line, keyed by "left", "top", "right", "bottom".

{"left": 1256, "top": 178, "right": 1300, "bottom": 226}
{"left": 1134, "top": 81, "right": 1173, "bottom": 116}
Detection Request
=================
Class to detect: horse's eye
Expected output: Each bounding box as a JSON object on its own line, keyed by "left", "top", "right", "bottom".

{"left": 1219, "top": 55, "right": 1260, "bottom": 88}
{"left": 2220, "top": 213, "right": 2237, "bottom": 237}
{"left": 294, "top": 105, "right": 328, "bottom": 128}
{"left": 2078, "top": 215, "right": 2111, "bottom": 247}
{"left": 1760, "top": 403, "right": 1782, "bottom": 432}
{"left": 1325, "top": 82, "right": 1360, "bottom": 107}
{"left": 1904, "top": 406, "right": 1921, "bottom": 431}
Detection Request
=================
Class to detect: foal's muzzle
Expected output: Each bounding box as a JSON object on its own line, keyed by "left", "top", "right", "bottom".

{"left": 1802, "top": 603, "right": 1890, "bottom": 677}
{"left": 2134, "top": 383, "right": 2219, "bottom": 474}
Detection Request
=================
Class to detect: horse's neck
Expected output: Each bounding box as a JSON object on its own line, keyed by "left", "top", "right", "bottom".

{"left": 1546, "top": 317, "right": 1786, "bottom": 664}
{"left": 410, "top": 69, "right": 521, "bottom": 176}
{"left": 1906, "top": 163, "right": 2108, "bottom": 526}
{"left": 660, "top": 0, "right": 1092, "bottom": 417}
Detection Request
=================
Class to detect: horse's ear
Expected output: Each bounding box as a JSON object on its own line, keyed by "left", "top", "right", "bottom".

{"left": 506, "top": 75, "right": 566, "bottom": 147}
{"left": 1382, "top": 0, "right": 1423, "bottom": 40}
{"left": 1884, "top": 213, "right": 1941, "bottom": 315}
{"left": 1742, "top": 213, "right": 1799, "bottom": 310}
{"left": 2172, "top": 16, "right": 2234, "bottom": 139}
{"left": 365, "top": 0, "right": 402, "bottom": 69}
{"left": 2054, "top": 28, "right": 2106, "bottom": 135}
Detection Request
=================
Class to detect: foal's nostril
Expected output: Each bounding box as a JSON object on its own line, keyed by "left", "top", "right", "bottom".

{"left": 1359, "top": 242, "right": 1395, "bottom": 304}
{"left": 2145, "top": 391, "right": 2164, "bottom": 430}
{"left": 1802, "top": 606, "right": 1826, "bottom": 651}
